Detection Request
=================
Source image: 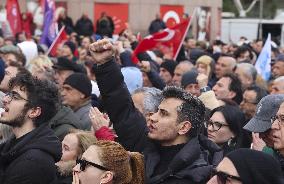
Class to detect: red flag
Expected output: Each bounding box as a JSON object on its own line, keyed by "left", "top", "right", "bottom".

{"left": 132, "top": 17, "right": 192, "bottom": 64}
{"left": 47, "top": 26, "right": 68, "bottom": 57}
{"left": 6, "top": 0, "right": 22, "bottom": 35}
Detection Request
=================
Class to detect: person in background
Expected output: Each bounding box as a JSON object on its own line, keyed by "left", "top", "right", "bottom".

{"left": 206, "top": 104, "right": 251, "bottom": 155}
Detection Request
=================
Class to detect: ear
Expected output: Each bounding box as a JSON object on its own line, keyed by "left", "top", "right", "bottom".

{"left": 27, "top": 107, "right": 41, "bottom": 119}
{"left": 100, "top": 171, "right": 114, "bottom": 184}
{"left": 228, "top": 91, "right": 236, "bottom": 99}
{"left": 177, "top": 121, "right": 192, "bottom": 135}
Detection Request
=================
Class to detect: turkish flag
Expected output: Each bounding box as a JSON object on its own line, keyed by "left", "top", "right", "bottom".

{"left": 132, "top": 17, "right": 192, "bottom": 64}
{"left": 6, "top": 0, "right": 22, "bottom": 35}
{"left": 47, "top": 26, "right": 68, "bottom": 57}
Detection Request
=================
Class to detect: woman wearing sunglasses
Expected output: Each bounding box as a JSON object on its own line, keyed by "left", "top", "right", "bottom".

{"left": 205, "top": 104, "right": 251, "bottom": 155}
{"left": 73, "top": 140, "right": 144, "bottom": 184}
{"left": 207, "top": 148, "right": 284, "bottom": 184}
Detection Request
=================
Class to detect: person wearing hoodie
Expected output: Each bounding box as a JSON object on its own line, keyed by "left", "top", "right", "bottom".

{"left": 0, "top": 73, "right": 62, "bottom": 184}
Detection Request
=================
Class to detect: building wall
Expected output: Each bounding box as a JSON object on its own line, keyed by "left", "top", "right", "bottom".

{"left": 58, "top": 0, "right": 222, "bottom": 41}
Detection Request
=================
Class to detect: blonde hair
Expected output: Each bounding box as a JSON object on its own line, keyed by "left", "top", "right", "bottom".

{"left": 68, "top": 129, "right": 97, "bottom": 158}
{"left": 196, "top": 55, "right": 214, "bottom": 78}
{"left": 94, "top": 140, "right": 145, "bottom": 184}
{"left": 27, "top": 55, "right": 53, "bottom": 74}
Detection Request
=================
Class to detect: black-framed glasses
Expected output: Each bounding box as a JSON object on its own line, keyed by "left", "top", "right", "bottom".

{"left": 212, "top": 169, "right": 242, "bottom": 184}
{"left": 76, "top": 158, "right": 109, "bottom": 172}
{"left": 205, "top": 120, "right": 228, "bottom": 131}
{"left": 5, "top": 91, "right": 29, "bottom": 103}
{"left": 271, "top": 115, "right": 284, "bottom": 125}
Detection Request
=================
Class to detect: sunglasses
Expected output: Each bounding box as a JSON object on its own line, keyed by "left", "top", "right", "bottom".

{"left": 76, "top": 159, "right": 109, "bottom": 172}
{"left": 212, "top": 169, "right": 242, "bottom": 184}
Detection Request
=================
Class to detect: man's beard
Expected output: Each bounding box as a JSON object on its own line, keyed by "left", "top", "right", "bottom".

{"left": 0, "top": 108, "right": 29, "bottom": 128}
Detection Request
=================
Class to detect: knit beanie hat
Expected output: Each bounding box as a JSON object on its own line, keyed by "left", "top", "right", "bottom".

{"left": 64, "top": 41, "right": 76, "bottom": 54}
{"left": 226, "top": 148, "right": 284, "bottom": 184}
{"left": 160, "top": 60, "right": 177, "bottom": 77}
{"left": 181, "top": 69, "right": 198, "bottom": 88}
{"left": 64, "top": 73, "right": 92, "bottom": 97}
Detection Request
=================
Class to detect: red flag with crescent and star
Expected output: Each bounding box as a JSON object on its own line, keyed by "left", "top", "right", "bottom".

{"left": 132, "top": 16, "right": 192, "bottom": 64}
{"left": 6, "top": 0, "right": 22, "bottom": 35}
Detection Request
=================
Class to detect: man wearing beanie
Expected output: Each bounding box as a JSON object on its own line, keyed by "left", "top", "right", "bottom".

{"left": 159, "top": 60, "right": 177, "bottom": 85}
{"left": 62, "top": 73, "right": 92, "bottom": 130}
{"left": 181, "top": 69, "right": 200, "bottom": 97}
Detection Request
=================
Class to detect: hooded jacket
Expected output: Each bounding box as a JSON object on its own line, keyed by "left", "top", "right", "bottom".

{"left": 0, "top": 124, "right": 62, "bottom": 184}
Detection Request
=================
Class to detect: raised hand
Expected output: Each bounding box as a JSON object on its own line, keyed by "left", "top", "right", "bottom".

{"left": 89, "top": 107, "right": 110, "bottom": 131}
{"left": 89, "top": 38, "right": 115, "bottom": 65}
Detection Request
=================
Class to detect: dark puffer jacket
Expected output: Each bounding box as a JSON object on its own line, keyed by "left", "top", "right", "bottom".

{"left": 0, "top": 124, "right": 62, "bottom": 184}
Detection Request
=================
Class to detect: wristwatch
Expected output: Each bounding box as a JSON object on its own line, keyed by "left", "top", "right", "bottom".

{"left": 200, "top": 86, "right": 211, "bottom": 93}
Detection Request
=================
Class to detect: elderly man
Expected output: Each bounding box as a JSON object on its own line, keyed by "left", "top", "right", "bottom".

{"left": 234, "top": 63, "right": 257, "bottom": 90}
{"left": 172, "top": 61, "right": 194, "bottom": 87}
{"left": 272, "top": 54, "right": 284, "bottom": 79}
{"left": 270, "top": 76, "right": 284, "bottom": 95}
{"left": 214, "top": 54, "right": 236, "bottom": 80}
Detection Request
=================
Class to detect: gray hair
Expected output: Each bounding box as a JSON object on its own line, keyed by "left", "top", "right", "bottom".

{"left": 133, "top": 87, "right": 162, "bottom": 115}
{"left": 237, "top": 63, "right": 257, "bottom": 82}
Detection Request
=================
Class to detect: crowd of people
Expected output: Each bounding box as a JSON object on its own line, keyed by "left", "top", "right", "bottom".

{"left": 0, "top": 8, "right": 284, "bottom": 184}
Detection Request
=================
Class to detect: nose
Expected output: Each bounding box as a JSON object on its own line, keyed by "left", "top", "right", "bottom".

{"left": 73, "top": 163, "right": 81, "bottom": 172}
{"left": 2, "top": 94, "right": 10, "bottom": 104}
{"left": 149, "top": 112, "right": 158, "bottom": 124}
{"left": 206, "top": 175, "right": 218, "bottom": 184}
{"left": 271, "top": 120, "right": 280, "bottom": 130}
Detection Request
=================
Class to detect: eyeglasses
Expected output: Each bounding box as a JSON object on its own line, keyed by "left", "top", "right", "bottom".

{"left": 205, "top": 120, "right": 229, "bottom": 131}
{"left": 212, "top": 169, "right": 242, "bottom": 184}
{"left": 5, "top": 91, "right": 29, "bottom": 103}
{"left": 76, "top": 159, "right": 109, "bottom": 172}
{"left": 271, "top": 115, "right": 284, "bottom": 125}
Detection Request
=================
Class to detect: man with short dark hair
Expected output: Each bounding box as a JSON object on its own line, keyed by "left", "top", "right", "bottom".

{"left": 90, "top": 39, "right": 221, "bottom": 184}
{"left": 212, "top": 73, "right": 243, "bottom": 104}
{"left": 0, "top": 73, "right": 62, "bottom": 184}
{"left": 272, "top": 54, "right": 284, "bottom": 79}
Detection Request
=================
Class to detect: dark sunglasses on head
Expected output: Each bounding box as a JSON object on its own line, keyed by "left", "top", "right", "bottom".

{"left": 212, "top": 169, "right": 242, "bottom": 184}
{"left": 76, "top": 158, "right": 109, "bottom": 172}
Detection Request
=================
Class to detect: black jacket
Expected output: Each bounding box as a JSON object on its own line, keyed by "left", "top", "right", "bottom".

{"left": 94, "top": 60, "right": 222, "bottom": 184}
{"left": 75, "top": 17, "right": 94, "bottom": 36}
{"left": 0, "top": 124, "right": 62, "bottom": 184}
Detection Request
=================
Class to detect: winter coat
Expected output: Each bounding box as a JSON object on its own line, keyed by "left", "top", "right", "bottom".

{"left": 94, "top": 60, "right": 222, "bottom": 184}
{"left": 74, "top": 100, "right": 92, "bottom": 131}
{"left": 0, "top": 124, "right": 62, "bottom": 184}
{"left": 49, "top": 105, "right": 83, "bottom": 141}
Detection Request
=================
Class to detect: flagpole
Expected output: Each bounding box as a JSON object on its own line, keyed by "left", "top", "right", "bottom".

{"left": 46, "top": 26, "right": 66, "bottom": 56}
{"left": 173, "top": 9, "right": 196, "bottom": 60}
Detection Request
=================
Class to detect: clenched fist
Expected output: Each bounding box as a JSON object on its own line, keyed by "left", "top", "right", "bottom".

{"left": 89, "top": 38, "right": 115, "bottom": 65}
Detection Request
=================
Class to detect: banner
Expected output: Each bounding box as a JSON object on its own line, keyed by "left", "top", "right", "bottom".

{"left": 160, "top": 5, "right": 184, "bottom": 28}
